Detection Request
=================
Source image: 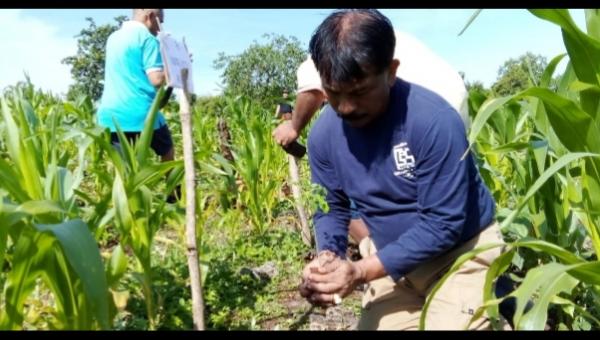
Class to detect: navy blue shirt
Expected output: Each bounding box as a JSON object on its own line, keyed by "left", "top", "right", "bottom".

{"left": 308, "top": 78, "right": 495, "bottom": 281}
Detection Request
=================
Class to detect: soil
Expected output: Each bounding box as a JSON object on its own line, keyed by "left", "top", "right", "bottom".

{"left": 258, "top": 243, "right": 364, "bottom": 330}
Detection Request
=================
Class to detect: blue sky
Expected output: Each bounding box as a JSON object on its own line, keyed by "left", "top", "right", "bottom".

{"left": 0, "top": 9, "right": 587, "bottom": 98}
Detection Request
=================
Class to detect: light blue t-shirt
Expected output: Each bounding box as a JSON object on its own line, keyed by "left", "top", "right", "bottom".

{"left": 97, "top": 20, "right": 165, "bottom": 132}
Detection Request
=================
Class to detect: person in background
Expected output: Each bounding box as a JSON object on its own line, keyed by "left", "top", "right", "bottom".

{"left": 97, "top": 9, "right": 180, "bottom": 202}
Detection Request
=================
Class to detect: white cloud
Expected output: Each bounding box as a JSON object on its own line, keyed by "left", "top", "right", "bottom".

{"left": 0, "top": 9, "right": 76, "bottom": 97}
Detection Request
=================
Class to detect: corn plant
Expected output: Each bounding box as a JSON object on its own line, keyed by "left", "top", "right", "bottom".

{"left": 224, "top": 96, "right": 287, "bottom": 233}
{"left": 0, "top": 89, "right": 108, "bottom": 329}
{"left": 61, "top": 95, "right": 116, "bottom": 240}
{"left": 192, "top": 99, "right": 239, "bottom": 212}
{"left": 421, "top": 9, "right": 600, "bottom": 330}
{"left": 80, "top": 86, "right": 184, "bottom": 329}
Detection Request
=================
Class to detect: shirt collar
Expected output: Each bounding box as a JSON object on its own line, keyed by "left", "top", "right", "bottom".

{"left": 122, "top": 20, "right": 148, "bottom": 30}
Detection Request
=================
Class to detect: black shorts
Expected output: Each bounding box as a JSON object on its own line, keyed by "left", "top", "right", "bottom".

{"left": 110, "top": 123, "right": 174, "bottom": 157}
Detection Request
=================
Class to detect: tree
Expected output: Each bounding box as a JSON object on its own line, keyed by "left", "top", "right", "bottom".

{"left": 466, "top": 80, "right": 488, "bottom": 93}
{"left": 62, "top": 16, "right": 127, "bottom": 101}
{"left": 213, "top": 33, "right": 306, "bottom": 107}
{"left": 491, "top": 52, "right": 548, "bottom": 96}
{"left": 459, "top": 71, "right": 491, "bottom": 96}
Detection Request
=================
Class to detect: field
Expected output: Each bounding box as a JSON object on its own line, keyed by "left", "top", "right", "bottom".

{"left": 0, "top": 9, "right": 599, "bottom": 330}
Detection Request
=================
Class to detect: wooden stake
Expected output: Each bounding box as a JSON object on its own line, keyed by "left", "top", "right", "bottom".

{"left": 288, "top": 154, "right": 312, "bottom": 247}
{"left": 179, "top": 68, "right": 205, "bottom": 330}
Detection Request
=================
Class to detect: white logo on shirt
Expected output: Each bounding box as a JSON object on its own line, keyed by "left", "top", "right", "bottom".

{"left": 393, "top": 142, "right": 415, "bottom": 179}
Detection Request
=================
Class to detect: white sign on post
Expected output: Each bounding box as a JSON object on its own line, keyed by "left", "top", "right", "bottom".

{"left": 158, "top": 32, "right": 194, "bottom": 93}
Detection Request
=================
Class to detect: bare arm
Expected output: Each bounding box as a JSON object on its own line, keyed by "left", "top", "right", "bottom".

{"left": 147, "top": 70, "right": 166, "bottom": 88}
{"left": 272, "top": 89, "right": 325, "bottom": 146}
{"left": 291, "top": 89, "right": 325, "bottom": 133}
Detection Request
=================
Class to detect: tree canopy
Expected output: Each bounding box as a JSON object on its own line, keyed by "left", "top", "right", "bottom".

{"left": 491, "top": 52, "right": 548, "bottom": 96}
{"left": 62, "top": 16, "right": 127, "bottom": 101}
{"left": 214, "top": 33, "right": 306, "bottom": 107}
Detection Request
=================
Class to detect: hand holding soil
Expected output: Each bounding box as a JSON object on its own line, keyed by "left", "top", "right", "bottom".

{"left": 300, "top": 250, "right": 343, "bottom": 306}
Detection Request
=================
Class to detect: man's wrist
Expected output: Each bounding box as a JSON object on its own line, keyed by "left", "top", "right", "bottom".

{"left": 289, "top": 119, "right": 302, "bottom": 135}
{"left": 352, "top": 260, "right": 367, "bottom": 285}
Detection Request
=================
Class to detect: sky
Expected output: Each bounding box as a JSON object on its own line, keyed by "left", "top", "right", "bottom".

{"left": 0, "top": 9, "right": 587, "bottom": 98}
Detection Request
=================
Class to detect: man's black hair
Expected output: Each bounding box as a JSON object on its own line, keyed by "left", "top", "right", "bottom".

{"left": 309, "top": 9, "right": 396, "bottom": 85}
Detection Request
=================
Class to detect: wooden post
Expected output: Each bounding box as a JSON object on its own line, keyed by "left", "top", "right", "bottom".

{"left": 179, "top": 68, "right": 205, "bottom": 330}
{"left": 288, "top": 154, "right": 312, "bottom": 247}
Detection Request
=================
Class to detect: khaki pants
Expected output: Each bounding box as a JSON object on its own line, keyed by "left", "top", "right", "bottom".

{"left": 357, "top": 222, "right": 508, "bottom": 330}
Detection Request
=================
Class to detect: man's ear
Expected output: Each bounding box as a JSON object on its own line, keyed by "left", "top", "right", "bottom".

{"left": 147, "top": 11, "right": 155, "bottom": 23}
{"left": 387, "top": 59, "right": 400, "bottom": 87}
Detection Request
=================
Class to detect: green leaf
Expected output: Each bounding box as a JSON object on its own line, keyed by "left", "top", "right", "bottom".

{"left": 112, "top": 172, "right": 133, "bottom": 236}
{"left": 200, "top": 160, "right": 228, "bottom": 176}
{"left": 530, "top": 9, "right": 600, "bottom": 119}
{"left": 511, "top": 262, "right": 579, "bottom": 330}
{"left": 419, "top": 242, "right": 506, "bottom": 330}
{"left": 490, "top": 141, "right": 530, "bottom": 154}
{"left": 466, "top": 96, "right": 514, "bottom": 157}
{"left": 518, "top": 87, "right": 600, "bottom": 154}
{"left": 130, "top": 160, "right": 182, "bottom": 192}
{"left": 531, "top": 140, "right": 548, "bottom": 175}
{"left": 106, "top": 244, "right": 128, "bottom": 288}
{"left": 0, "top": 229, "right": 54, "bottom": 329}
{"left": 112, "top": 121, "right": 137, "bottom": 174}
{"left": 585, "top": 9, "right": 600, "bottom": 40}
{"left": 482, "top": 250, "right": 515, "bottom": 329}
{"left": 568, "top": 80, "right": 600, "bottom": 93}
{"left": 16, "top": 200, "right": 65, "bottom": 216}
{"left": 136, "top": 86, "right": 167, "bottom": 166}
{"left": 511, "top": 239, "right": 583, "bottom": 264}
{"left": 458, "top": 10, "right": 483, "bottom": 36}
{"left": 530, "top": 9, "right": 600, "bottom": 85}
{"left": 565, "top": 261, "right": 600, "bottom": 285}
{"left": 501, "top": 152, "right": 600, "bottom": 233}
{"left": 551, "top": 295, "right": 600, "bottom": 327}
{"left": 35, "top": 220, "right": 110, "bottom": 329}
{"left": 0, "top": 157, "right": 30, "bottom": 202}
{"left": 540, "top": 53, "right": 566, "bottom": 88}
{"left": 1, "top": 98, "right": 43, "bottom": 200}
{"left": 82, "top": 127, "right": 126, "bottom": 176}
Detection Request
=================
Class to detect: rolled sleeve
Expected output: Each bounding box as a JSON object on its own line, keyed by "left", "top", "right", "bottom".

{"left": 142, "top": 36, "right": 163, "bottom": 72}
{"left": 297, "top": 56, "right": 324, "bottom": 94}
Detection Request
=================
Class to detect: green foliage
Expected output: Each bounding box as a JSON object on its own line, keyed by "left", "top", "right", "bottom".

{"left": 15, "top": 9, "right": 600, "bottom": 332}
{"left": 225, "top": 97, "right": 287, "bottom": 233}
{"left": 84, "top": 86, "right": 183, "bottom": 329}
{"left": 202, "top": 228, "right": 308, "bottom": 330}
{"left": 466, "top": 80, "right": 489, "bottom": 94}
{"left": 62, "top": 16, "right": 127, "bottom": 102}
{"left": 0, "top": 88, "right": 108, "bottom": 329}
{"left": 1, "top": 31, "right": 310, "bottom": 330}
{"left": 491, "top": 52, "right": 548, "bottom": 96}
{"left": 422, "top": 9, "right": 600, "bottom": 330}
{"left": 214, "top": 33, "right": 305, "bottom": 107}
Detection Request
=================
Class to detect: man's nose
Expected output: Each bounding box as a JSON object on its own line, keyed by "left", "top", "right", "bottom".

{"left": 337, "top": 98, "right": 357, "bottom": 116}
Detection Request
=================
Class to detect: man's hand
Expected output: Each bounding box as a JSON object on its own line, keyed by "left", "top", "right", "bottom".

{"left": 299, "top": 250, "right": 366, "bottom": 307}
{"left": 272, "top": 120, "right": 299, "bottom": 147}
{"left": 299, "top": 251, "right": 340, "bottom": 303}
{"left": 304, "top": 258, "right": 365, "bottom": 306}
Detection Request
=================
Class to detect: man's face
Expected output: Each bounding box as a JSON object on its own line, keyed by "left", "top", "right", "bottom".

{"left": 322, "top": 60, "right": 399, "bottom": 128}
